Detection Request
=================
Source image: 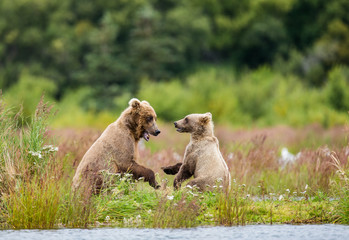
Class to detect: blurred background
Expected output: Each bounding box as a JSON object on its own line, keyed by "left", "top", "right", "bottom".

{"left": 0, "top": 0, "right": 349, "bottom": 128}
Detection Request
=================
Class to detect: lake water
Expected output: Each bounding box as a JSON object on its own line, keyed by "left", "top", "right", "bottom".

{"left": 1, "top": 224, "right": 349, "bottom": 240}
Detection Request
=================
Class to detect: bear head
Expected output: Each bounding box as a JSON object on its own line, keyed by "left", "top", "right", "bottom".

{"left": 174, "top": 112, "right": 213, "bottom": 136}
{"left": 128, "top": 98, "right": 160, "bottom": 141}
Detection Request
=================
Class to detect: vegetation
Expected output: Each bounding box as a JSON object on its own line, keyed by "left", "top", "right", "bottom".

{"left": 0, "top": 0, "right": 349, "bottom": 230}
{"left": 0, "top": 99, "right": 348, "bottom": 229}
{"left": 1, "top": 0, "right": 349, "bottom": 127}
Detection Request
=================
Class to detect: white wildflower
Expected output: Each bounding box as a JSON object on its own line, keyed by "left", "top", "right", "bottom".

{"left": 305, "top": 184, "right": 308, "bottom": 190}
{"left": 125, "top": 173, "right": 133, "bottom": 178}
{"left": 42, "top": 145, "right": 58, "bottom": 152}
{"left": 167, "top": 195, "right": 174, "bottom": 200}
{"left": 279, "top": 195, "right": 284, "bottom": 200}
{"left": 286, "top": 189, "right": 290, "bottom": 193}
{"left": 105, "top": 215, "right": 110, "bottom": 222}
{"left": 29, "top": 150, "right": 42, "bottom": 159}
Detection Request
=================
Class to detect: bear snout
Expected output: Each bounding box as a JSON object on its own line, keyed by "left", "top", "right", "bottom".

{"left": 154, "top": 130, "right": 161, "bottom": 136}
{"left": 174, "top": 122, "right": 178, "bottom": 128}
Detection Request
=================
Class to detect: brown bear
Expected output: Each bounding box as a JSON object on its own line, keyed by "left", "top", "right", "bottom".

{"left": 162, "top": 113, "right": 231, "bottom": 191}
{"left": 72, "top": 98, "right": 161, "bottom": 198}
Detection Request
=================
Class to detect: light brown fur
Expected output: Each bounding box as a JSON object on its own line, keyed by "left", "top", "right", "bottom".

{"left": 170, "top": 113, "right": 231, "bottom": 191}
{"left": 72, "top": 98, "right": 161, "bottom": 198}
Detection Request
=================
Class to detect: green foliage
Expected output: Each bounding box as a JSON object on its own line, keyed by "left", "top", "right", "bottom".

{"left": 139, "top": 68, "right": 245, "bottom": 124}
{"left": 139, "top": 67, "right": 348, "bottom": 127}
{"left": 51, "top": 88, "right": 116, "bottom": 130}
{"left": 0, "top": 96, "right": 55, "bottom": 187}
{"left": 325, "top": 66, "right": 349, "bottom": 111}
{"left": 138, "top": 80, "right": 189, "bottom": 121}
{"left": 4, "top": 72, "right": 57, "bottom": 120}
{"left": 1, "top": 0, "right": 349, "bottom": 111}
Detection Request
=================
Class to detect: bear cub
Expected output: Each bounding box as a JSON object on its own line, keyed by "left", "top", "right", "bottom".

{"left": 162, "top": 113, "right": 231, "bottom": 191}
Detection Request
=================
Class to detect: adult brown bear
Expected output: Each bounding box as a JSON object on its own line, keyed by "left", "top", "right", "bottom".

{"left": 72, "top": 98, "right": 161, "bottom": 198}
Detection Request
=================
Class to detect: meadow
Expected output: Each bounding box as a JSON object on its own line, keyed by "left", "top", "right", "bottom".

{"left": 1, "top": 0, "right": 349, "bottom": 231}
{"left": 0, "top": 97, "right": 348, "bottom": 229}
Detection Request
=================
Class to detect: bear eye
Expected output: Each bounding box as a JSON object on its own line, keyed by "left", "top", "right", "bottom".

{"left": 185, "top": 117, "right": 189, "bottom": 123}
{"left": 147, "top": 116, "right": 153, "bottom": 122}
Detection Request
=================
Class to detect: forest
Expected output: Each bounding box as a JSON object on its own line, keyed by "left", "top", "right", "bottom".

{"left": 0, "top": 0, "right": 349, "bottom": 127}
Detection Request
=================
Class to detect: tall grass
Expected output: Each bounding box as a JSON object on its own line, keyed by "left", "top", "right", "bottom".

{"left": 2, "top": 176, "right": 60, "bottom": 229}
{"left": 0, "top": 96, "right": 94, "bottom": 229}
{"left": 331, "top": 152, "right": 349, "bottom": 223}
{"left": 215, "top": 181, "right": 247, "bottom": 226}
{"left": 152, "top": 190, "right": 201, "bottom": 228}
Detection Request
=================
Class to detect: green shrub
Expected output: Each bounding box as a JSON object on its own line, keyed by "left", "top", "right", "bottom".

{"left": 137, "top": 66, "right": 349, "bottom": 127}
{"left": 4, "top": 72, "right": 57, "bottom": 120}
{"left": 138, "top": 79, "right": 189, "bottom": 121}
{"left": 52, "top": 88, "right": 116, "bottom": 130}
{"left": 325, "top": 66, "right": 349, "bottom": 111}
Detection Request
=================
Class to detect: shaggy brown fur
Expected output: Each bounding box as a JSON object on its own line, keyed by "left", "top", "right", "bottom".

{"left": 72, "top": 98, "right": 161, "bottom": 198}
{"left": 164, "top": 113, "right": 231, "bottom": 191}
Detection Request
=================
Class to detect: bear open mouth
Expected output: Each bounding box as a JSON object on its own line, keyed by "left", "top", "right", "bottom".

{"left": 143, "top": 131, "right": 150, "bottom": 141}
{"left": 175, "top": 127, "right": 184, "bottom": 133}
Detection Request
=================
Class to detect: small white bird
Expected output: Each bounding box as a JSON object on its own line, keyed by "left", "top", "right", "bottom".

{"left": 279, "top": 147, "right": 301, "bottom": 168}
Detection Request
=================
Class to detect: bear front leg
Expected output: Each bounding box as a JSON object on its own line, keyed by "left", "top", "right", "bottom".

{"left": 173, "top": 163, "right": 193, "bottom": 190}
{"left": 161, "top": 162, "right": 182, "bottom": 175}
{"left": 127, "top": 163, "right": 160, "bottom": 189}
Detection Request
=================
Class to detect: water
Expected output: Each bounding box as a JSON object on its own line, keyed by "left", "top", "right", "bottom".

{"left": 1, "top": 224, "right": 349, "bottom": 240}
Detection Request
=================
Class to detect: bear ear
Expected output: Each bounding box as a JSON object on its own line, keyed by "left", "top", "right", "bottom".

{"left": 129, "top": 98, "right": 141, "bottom": 109}
{"left": 205, "top": 112, "right": 212, "bottom": 120}
{"left": 141, "top": 100, "right": 150, "bottom": 105}
{"left": 200, "top": 113, "right": 212, "bottom": 124}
